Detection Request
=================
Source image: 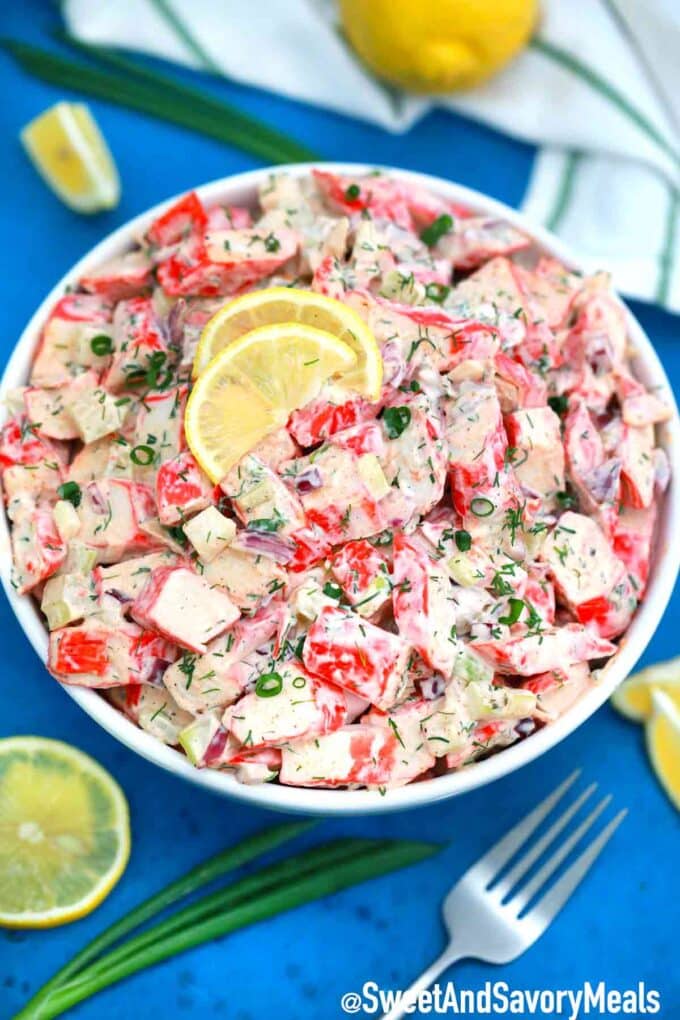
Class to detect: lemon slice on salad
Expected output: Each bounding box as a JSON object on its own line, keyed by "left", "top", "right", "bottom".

{"left": 610, "top": 657, "right": 680, "bottom": 722}
{"left": 21, "top": 102, "right": 120, "bottom": 213}
{"left": 646, "top": 690, "right": 680, "bottom": 811}
{"left": 194, "top": 287, "right": 383, "bottom": 399}
{"left": 0, "top": 737, "right": 130, "bottom": 928}
{"left": 186, "top": 322, "right": 357, "bottom": 482}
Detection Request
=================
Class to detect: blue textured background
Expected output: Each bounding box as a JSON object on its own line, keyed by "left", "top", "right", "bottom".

{"left": 1, "top": 4, "right": 678, "bottom": 1018}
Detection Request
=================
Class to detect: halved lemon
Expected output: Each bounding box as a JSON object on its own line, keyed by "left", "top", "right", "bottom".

{"left": 186, "top": 323, "right": 357, "bottom": 482}
{"left": 193, "top": 287, "right": 383, "bottom": 399}
{"left": 610, "top": 656, "right": 680, "bottom": 722}
{"left": 0, "top": 737, "right": 130, "bottom": 928}
{"left": 646, "top": 690, "right": 680, "bottom": 811}
{"left": 20, "top": 102, "right": 120, "bottom": 213}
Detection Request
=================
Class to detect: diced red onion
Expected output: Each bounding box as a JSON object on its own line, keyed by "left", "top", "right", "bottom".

{"left": 234, "top": 530, "right": 295, "bottom": 563}
{"left": 381, "top": 340, "right": 406, "bottom": 388}
{"left": 583, "top": 457, "right": 621, "bottom": 503}
{"left": 654, "top": 448, "right": 671, "bottom": 493}
{"left": 166, "top": 298, "right": 187, "bottom": 348}
{"left": 204, "top": 726, "right": 230, "bottom": 766}
{"left": 88, "top": 483, "right": 107, "bottom": 514}
{"left": 105, "top": 588, "right": 133, "bottom": 604}
{"left": 140, "top": 658, "right": 173, "bottom": 686}
{"left": 421, "top": 675, "right": 446, "bottom": 700}
{"left": 293, "top": 467, "right": 322, "bottom": 493}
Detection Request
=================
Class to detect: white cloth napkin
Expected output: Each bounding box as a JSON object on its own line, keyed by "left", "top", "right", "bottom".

{"left": 63, "top": 0, "right": 680, "bottom": 313}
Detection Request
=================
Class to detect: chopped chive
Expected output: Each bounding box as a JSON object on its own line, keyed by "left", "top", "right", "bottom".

{"left": 90, "top": 334, "right": 113, "bottom": 356}
{"left": 420, "top": 213, "right": 453, "bottom": 247}
{"left": 383, "top": 406, "right": 411, "bottom": 439}
{"left": 470, "top": 497, "right": 495, "bottom": 518}
{"left": 57, "top": 481, "right": 82, "bottom": 508}
{"left": 255, "top": 672, "right": 283, "bottom": 698}
{"left": 130, "top": 444, "right": 154, "bottom": 466}
{"left": 454, "top": 529, "right": 471, "bottom": 552}
{"left": 498, "top": 597, "right": 525, "bottom": 626}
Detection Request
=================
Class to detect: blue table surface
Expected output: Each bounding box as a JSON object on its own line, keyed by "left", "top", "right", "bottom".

{"left": 1, "top": 4, "right": 679, "bottom": 1019}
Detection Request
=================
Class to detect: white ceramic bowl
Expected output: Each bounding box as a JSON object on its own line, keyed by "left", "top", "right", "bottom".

{"left": 2, "top": 163, "right": 678, "bottom": 815}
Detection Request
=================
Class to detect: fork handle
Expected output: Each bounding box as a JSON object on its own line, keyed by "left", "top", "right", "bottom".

{"left": 380, "top": 947, "right": 464, "bottom": 1020}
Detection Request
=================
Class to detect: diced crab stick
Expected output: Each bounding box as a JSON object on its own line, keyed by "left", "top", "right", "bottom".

{"left": 494, "top": 354, "right": 547, "bottom": 411}
{"left": 111, "top": 684, "right": 193, "bottom": 746}
{"left": 132, "top": 565, "right": 239, "bottom": 653}
{"left": 156, "top": 450, "right": 213, "bottom": 525}
{"left": 445, "top": 718, "right": 521, "bottom": 770}
{"left": 448, "top": 257, "right": 527, "bottom": 347}
{"left": 312, "top": 169, "right": 413, "bottom": 230}
{"left": 94, "top": 549, "right": 180, "bottom": 603}
{"left": 295, "top": 443, "right": 388, "bottom": 545}
{"left": 77, "top": 478, "right": 158, "bottom": 563}
{"left": 288, "top": 392, "right": 379, "bottom": 447}
{"left": 104, "top": 296, "right": 167, "bottom": 391}
{"left": 80, "top": 251, "right": 153, "bottom": 301}
{"left": 31, "top": 295, "right": 114, "bottom": 388}
{"left": 571, "top": 287, "right": 627, "bottom": 370}
{"left": 303, "top": 605, "right": 410, "bottom": 710}
{"left": 330, "top": 539, "right": 390, "bottom": 617}
{"left": 540, "top": 511, "right": 626, "bottom": 611}
{"left": 49, "top": 622, "right": 140, "bottom": 687}
{"left": 364, "top": 699, "right": 437, "bottom": 784}
{"left": 201, "top": 544, "right": 286, "bottom": 612}
{"left": 279, "top": 724, "right": 401, "bottom": 789}
{"left": 0, "top": 416, "right": 67, "bottom": 470}
{"left": 145, "top": 191, "right": 208, "bottom": 250}
{"left": 11, "top": 502, "right": 67, "bottom": 593}
{"left": 505, "top": 406, "right": 565, "bottom": 504}
{"left": 524, "top": 663, "right": 592, "bottom": 722}
{"left": 435, "top": 216, "right": 529, "bottom": 270}
{"left": 157, "top": 227, "right": 298, "bottom": 297}
{"left": 164, "top": 601, "right": 286, "bottom": 714}
{"left": 392, "top": 533, "right": 457, "bottom": 676}
{"left": 514, "top": 260, "right": 580, "bottom": 330}
{"left": 221, "top": 455, "right": 305, "bottom": 537}
{"left": 564, "top": 400, "right": 606, "bottom": 509}
{"left": 474, "top": 623, "right": 616, "bottom": 676}
{"left": 224, "top": 662, "right": 348, "bottom": 749}
{"left": 612, "top": 503, "right": 656, "bottom": 595}
{"left": 619, "top": 423, "right": 656, "bottom": 509}
{"left": 24, "top": 370, "right": 99, "bottom": 441}
{"left": 3, "top": 460, "right": 64, "bottom": 506}
{"left": 379, "top": 401, "right": 447, "bottom": 518}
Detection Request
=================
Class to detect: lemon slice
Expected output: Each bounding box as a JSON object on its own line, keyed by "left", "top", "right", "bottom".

{"left": 194, "top": 287, "right": 382, "bottom": 399}
{"left": 20, "top": 102, "right": 120, "bottom": 213}
{"left": 646, "top": 690, "right": 680, "bottom": 811}
{"left": 0, "top": 737, "right": 130, "bottom": 928}
{"left": 610, "top": 656, "right": 680, "bottom": 722}
{"left": 186, "top": 323, "right": 357, "bottom": 482}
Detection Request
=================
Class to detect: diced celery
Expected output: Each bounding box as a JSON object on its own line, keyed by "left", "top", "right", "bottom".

{"left": 357, "top": 454, "right": 391, "bottom": 501}
{"left": 454, "top": 644, "right": 495, "bottom": 686}
{"left": 53, "top": 499, "right": 81, "bottom": 541}
{"left": 178, "top": 713, "right": 221, "bottom": 766}
{"left": 447, "top": 552, "right": 480, "bottom": 588}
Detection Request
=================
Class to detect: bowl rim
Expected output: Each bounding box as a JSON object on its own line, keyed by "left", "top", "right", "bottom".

{"left": 1, "top": 161, "right": 678, "bottom": 816}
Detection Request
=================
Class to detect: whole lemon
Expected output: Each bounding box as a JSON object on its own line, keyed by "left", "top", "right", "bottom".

{"left": 340, "top": 0, "right": 538, "bottom": 93}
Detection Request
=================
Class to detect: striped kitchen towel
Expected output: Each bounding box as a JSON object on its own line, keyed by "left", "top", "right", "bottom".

{"left": 63, "top": 0, "right": 680, "bottom": 312}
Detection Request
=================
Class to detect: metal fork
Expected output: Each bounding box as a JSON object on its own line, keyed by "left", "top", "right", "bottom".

{"left": 382, "top": 771, "right": 627, "bottom": 1020}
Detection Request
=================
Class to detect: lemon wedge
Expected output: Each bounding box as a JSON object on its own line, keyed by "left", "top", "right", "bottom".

{"left": 21, "top": 102, "right": 120, "bottom": 213}
{"left": 610, "top": 657, "right": 680, "bottom": 722}
{"left": 194, "top": 287, "right": 382, "bottom": 400}
{"left": 186, "top": 323, "right": 357, "bottom": 482}
{"left": 646, "top": 690, "right": 680, "bottom": 811}
{"left": 0, "top": 737, "right": 130, "bottom": 928}
{"left": 339, "top": 0, "right": 537, "bottom": 93}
